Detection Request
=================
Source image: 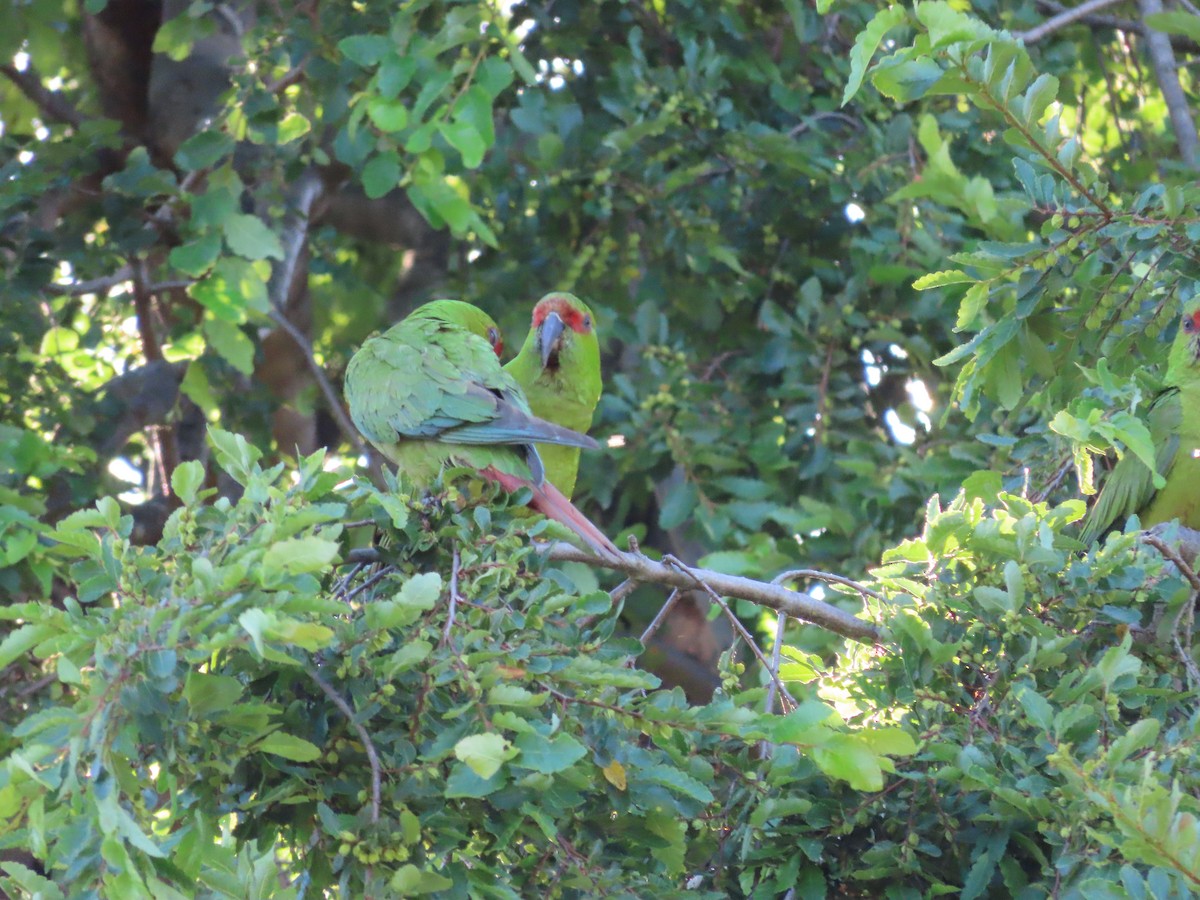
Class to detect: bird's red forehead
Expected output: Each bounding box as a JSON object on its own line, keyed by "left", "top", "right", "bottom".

{"left": 532, "top": 295, "right": 590, "bottom": 333}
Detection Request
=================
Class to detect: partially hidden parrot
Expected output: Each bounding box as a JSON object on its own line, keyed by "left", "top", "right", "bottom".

{"left": 1080, "top": 302, "right": 1200, "bottom": 543}
{"left": 344, "top": 299, "right": 621, "bottom": 560}
{"left": 504, "top": 292, "right": 603, "bottom": 499}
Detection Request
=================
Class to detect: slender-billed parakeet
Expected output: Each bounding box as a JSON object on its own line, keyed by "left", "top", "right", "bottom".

{"left": 504, "top": 293, "right": 602, "bottom": 499}
{"left": 344, "top": 299, "right": 621, "bottom": 559}
{"left": 1080, "top": 303, "right": 1200, "bottom": 543}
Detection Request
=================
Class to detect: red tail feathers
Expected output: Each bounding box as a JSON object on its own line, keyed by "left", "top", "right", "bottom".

{"left": 482, "top": 467, "right": 622, "bottom": 561}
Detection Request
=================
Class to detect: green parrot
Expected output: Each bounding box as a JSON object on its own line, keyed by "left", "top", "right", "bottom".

{"left": 1080, "top": 302, "right": 1200, "bottom": 543}
{"left": 504, "top": 292, "right": 602, "bottom": 499}
{"left": 344, "top": 299, "right": 621, "bottom": 560}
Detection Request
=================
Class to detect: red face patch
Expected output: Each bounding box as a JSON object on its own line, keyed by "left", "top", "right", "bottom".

{"left": 532, "top": 295, "right": 592, "bottom": 334}
{"left": 1185, "top": 309, "right": 1200, "bottom": 335}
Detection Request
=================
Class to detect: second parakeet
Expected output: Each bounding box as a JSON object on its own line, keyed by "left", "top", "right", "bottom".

{"left": 504, "top": 292, "right": 603, "bottom": 499}
{"left": 1080, "top": 302, "right": 1200, "bottom": 543}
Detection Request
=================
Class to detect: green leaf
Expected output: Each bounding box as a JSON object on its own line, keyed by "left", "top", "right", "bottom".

{"left": 203, "top": 317, "right": 255, "bottom": 375}
{"left": 170, "top": 460, "right": 205, "bottom": 505}
{"left": 184, "top": 672, "right": 245, "bottom": 716}
{"left": 658, "top": 480, "right": 698, "bottom": 530}
{"left": 262, "top": 536, "right": 340, "bottom": 581}
{"left": 1144, "top": 10, "right": 1200, "bottom": 41}
{"left": 638, "top": 764, "right": 714, "bottom": 803}
{"left": 377, "top": 54, "right": 418, "bottom": 98}
{"left": 917, "top": 1, "right": 996, "bottom": 46}
{"left": 454, "top": 733, "right": 515, "bottom": 779}
{"left": 1107, "top": 718, "right": 1160, "bottom": 766}
{"left": 870, "top": 56, "right": 945, "bottom": 104}
{"left": 389, "top": 865, "right": 454, "bottom": 895}
{"left": 39, "top": 327, "right": 79, "bottom": 356}
{"left": 189, "top": 258, "right": 269, "bottom": 322}
{"left": 362, "top": 151, "right": 401, "bottom": 200}
{"left": 811, "top": 735, "right": 884, "bottom": 791}
{"left": 339, "top": 34, "right": 390, "bottom": 66}
{"left": 513, "top": 733, "right": 587, "bottom": 774}
{"left": 1016, "top": 686, "right": 1053, "bottom": 731}
{"left": 209, "top": 426, "right": 263, "bottom": 483}
{"left": 223, "top": 213, "right": 284, "bottom": 261}
{"left": 257, "top": 731, "right": 322, "bottom": 762}
{"left": 0, "top": 623, "right": 56, "bottom": 670}
{"left": 440, "top": 119, "right": 487, "bottom": 169}
{"left": 367, "top": 98, "right": 408, "bottom": 132}
{"left": 175, "top": 131, "right": 235, "bottom": 171}
{"left": 444, "top": 761, "right": 506, "bottom": 798}
{"left": 169, "top": 231, "right": 221, "bottom": 278}
{"left": 913, "top": 270, "right": 976, "bottom": 290}
{"left": 842, "top": 5, "right": 907, "bottom": 105}
{"left": 277, "top": 111, "right": 311, "bottom": 144}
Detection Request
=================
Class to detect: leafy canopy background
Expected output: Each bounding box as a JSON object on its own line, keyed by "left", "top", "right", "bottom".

{"left": 3, "top": 0, "right": 1200, "bottom": 896}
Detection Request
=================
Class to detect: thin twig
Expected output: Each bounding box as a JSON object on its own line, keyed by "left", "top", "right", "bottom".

{"left": 334, "top": 563, "right": 365, "bottom": 600}
{"left": 609, "top": 578, "right": 639, "bottom": 604}
{"left": 763, "top": 612, "right": 789, "bottom": 717}
{"left": 270, "top": 168, "right": 323, "bottom": 310}
{"left": 1142, "top": 532, "right": 1200, "bottom": 592}
{"left": 44, "top": 267, "right": 134, "bottom": 296}
{"left": 307, "top": 667, "right": 381, "bottom": 824}
{"left": 1019, "top": 0, "right": 1130, "bottom": 43}
{"left": 639, "top": 589, "right": 681, "bottom": 645}
{"left": 0, "top": 62, "right": 85, "bottom": 127}
{"left": 663, "top": 555, "right": 799, "bottom": 711}
{"left": 267, "top": 307, "right": 370, "bottom": 461}
{"left": 774, "top": 568, "right": 885, "bottom": 602}
{"left": 265, "top": 57, "right": 309, "bottom": 94}
{"left": 443, "top": 547, "right": 461, "bottom": 645}
{"left": 344, "top": 565, "right": 396, "bottom": 604}
{"left": 1136, "top": 0, "right": 1200, "bottom": 167}
{"left": 541, "top": 543, "right": 878, "bottom": 643}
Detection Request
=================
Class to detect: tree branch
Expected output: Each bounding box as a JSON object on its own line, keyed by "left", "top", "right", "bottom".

{"left": 345, "top": 542, "right": 880, "bottom": 643}
{"left": 0, "top": 62, "right": 85, "bottom": 128}
{"left": 307, "top": 667, "right": 381, "bottom": 824}
{"left": 541, "top": 544, "right": 879, "bottom": 643}
{"left": 1020, "top": 0, "right": 1130, "bottom": 43}
{"left": 1136, "top": 0, "right": 1200, "bottom": 167}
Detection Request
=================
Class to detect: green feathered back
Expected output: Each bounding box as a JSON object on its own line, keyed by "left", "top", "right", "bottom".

{"left": 1081, "top": 303, "right": 1200, "bottom": 542}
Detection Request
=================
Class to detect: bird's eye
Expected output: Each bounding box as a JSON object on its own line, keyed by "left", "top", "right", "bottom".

{"left": 488, "top": 327, "right": 499, "bottom": 344}
{"left": 583, "top": 315, "right": 592, "bottom": 330}
{"left": 1185, "top": 317, "right": 1197, "bottom": 334}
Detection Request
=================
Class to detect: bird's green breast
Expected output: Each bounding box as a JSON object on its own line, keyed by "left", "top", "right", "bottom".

{"left": 1141, "top": 426, "right": 1200, "bottom": 530}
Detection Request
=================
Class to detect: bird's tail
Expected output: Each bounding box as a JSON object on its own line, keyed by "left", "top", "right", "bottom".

{"left": 482, "top": 467, "right": 623, "bottom": 562}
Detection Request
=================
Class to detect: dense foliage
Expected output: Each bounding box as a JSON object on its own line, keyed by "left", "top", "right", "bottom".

{"left": 3, "top": 0, "right": 1200, "bottom": 896}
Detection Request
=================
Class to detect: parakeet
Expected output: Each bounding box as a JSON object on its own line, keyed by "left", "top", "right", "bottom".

{"left": 1081, "top": 302, "right": 1200, "bottom": 543}
{"left": 504, "top": 292, "right": 603, "bottom": 499}
{"left": 344, "top": 299, "right": 621, "bottom": 560}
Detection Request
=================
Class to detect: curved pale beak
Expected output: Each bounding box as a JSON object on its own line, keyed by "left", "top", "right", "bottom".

{"left": 538, "top": 311, "right": 566, "bottom": 368}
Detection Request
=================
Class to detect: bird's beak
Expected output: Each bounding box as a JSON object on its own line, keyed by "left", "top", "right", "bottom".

{"left": 538, "top": 311, "right": 566, "bottom": 369}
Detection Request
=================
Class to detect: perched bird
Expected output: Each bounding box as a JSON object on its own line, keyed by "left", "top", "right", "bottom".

{"left": 344, "top": 299, "right": 621, "bottom": 559}
{"left": 1081, "top": 302, "right": 1200, "bottom": 543}
{"left": 504, "top": 292, "right": 602, "bottom": 499}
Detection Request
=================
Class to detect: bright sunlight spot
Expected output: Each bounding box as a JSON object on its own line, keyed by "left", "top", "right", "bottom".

{"left": 606, "top": 434, "right": 626, "bottom": 448}
{"left": 906, "top": 378, "right": 934, "bottom": 413}
{"left": 861, "top": 348, "right": 882, "bottom": 387}
{"left": 108, "top": 457, "right": 146, "bottom": 504}
{"left": 844, "top": 202, "right": 866, "bottom": 223}
{"left": 884, "top": 409, "right": 916, "bottom": 445}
